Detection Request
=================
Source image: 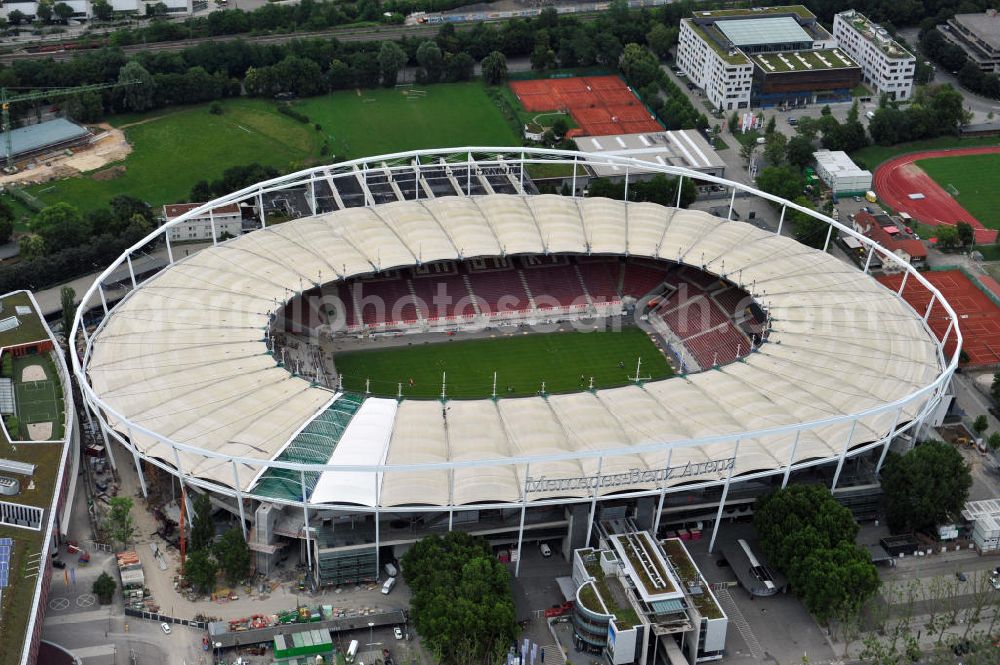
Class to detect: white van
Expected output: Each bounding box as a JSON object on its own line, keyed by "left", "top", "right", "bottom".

{"left": 385, "top": 562, "right": 398, "bottom": 578}
{"left": 865, "top": 110, "right": 876, "bottom": 120}
{"left": 382, "top": 577, "right": 397, "bottom": 594}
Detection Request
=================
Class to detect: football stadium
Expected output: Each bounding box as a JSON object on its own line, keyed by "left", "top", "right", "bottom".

{"left": 71, "top": 148, "right": 960, "bottom": 586}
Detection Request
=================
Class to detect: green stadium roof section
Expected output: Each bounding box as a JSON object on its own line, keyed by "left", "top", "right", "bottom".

{"left": 1, "top": 118, "right": 90, "bottom": 160}
{"left": 85, "top": 193, "right": 942, "bottom": 508}
{"left": 715, "top": 16, "right": 812, "bottom": 47}
{"left": 253, "top": 393, "right": 366, "bottom": 502}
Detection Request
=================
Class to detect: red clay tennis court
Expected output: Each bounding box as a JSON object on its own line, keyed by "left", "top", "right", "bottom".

{"left": 877, "top": 269, "right": 1000, "bottom": 367}
{"left": 510, "top": 75, "right": 663, "bottom": 136}
{"left": 873, "top": 146, "right": 1000, "bottom": 244}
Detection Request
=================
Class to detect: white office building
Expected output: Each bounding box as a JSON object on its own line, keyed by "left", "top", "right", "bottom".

{"left": 162, "top": 202, "right": 242, "bottom": 243}
{"left": 832, "top": 10, "right": 916, "bottom": 100}
{"left": 678, "top": 18, "right": 755, "bottom": 111}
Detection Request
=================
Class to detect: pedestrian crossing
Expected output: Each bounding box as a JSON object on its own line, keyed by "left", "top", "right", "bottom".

{"left": 714, "top": 587, "right": 765, "bottom": 660}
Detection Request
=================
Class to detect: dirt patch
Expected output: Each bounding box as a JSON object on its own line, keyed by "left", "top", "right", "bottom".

{"left": 91, "top": 164, "right": 126, "bottom": 181}
{"left": 26, "top": 421, "right": 52, "bottom": 441}
{"left": 0, "top": 123, "right": 132, "bottom": 187}
{"left": 20, "top": 364, "right": 45, "bottom": 382}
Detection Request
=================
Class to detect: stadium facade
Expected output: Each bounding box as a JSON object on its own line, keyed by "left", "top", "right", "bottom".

{"left": 71, "top": 148, "right": 959, "bottom": 588}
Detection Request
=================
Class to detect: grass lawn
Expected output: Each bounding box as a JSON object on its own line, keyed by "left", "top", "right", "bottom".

{"left": 850, "top": 136, "right": 1000, "bottom": 171}
{"left": 333, "top": 327, "right": 673, "bottom": 398}
{"left": 295, "top": 82, "right": 520, "bottom": 160}
{"left": 916, "top": 152, "right": 1000, "bottom": 230}
{"left": 25, "top": 98, "right": 325, "bottom": 213}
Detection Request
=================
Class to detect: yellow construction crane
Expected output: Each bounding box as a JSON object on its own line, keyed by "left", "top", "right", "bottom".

{"left": 1, "top": 79, "right": 140, "bottom": 171}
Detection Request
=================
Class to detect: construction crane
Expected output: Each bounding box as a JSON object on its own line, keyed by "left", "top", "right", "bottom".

{"left": 0, "top": 79, "right": 140, "bottom": 172}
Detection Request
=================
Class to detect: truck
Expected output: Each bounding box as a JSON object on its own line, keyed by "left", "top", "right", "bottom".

{"left": 381, "top": 577, "right": 397, "bottom": 595}
{"left": 384, "top": 562, "right": 398, "bottom": 578}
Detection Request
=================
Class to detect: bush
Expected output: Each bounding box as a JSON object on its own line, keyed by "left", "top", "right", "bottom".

{"left": 276, "top": 104, "right": 310, "bottom": 124}
{"left": 209, "top": 101, "right": 223, "bottom": 115}
{"left": 4, "top": 415, "right": 19, "bottom": 438}
{"left": 0, "top": 353, "right": 11, "bottom": 377}
{"left": 314, "top": 123, "right": 322, "bottom": 131}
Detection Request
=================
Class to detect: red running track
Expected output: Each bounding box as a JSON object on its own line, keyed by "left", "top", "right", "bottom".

{"left": 873, "top": 146, "right": 1000, "bottom": 244}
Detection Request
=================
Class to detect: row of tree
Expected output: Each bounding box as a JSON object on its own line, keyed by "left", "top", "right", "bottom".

{"left": 754, "top": 485, "right": 880, "bottom": 623}
{"left": 402, "top": 532, "right": 516, "bottom": 665}
{"left": 868, "top": 84, "right": 970, "bottom": 146}
{"left": 185, "top": 493, "right": 252, "bottom": 594}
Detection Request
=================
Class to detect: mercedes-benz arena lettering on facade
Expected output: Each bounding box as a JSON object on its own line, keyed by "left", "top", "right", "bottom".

{"left": 70, "top": 148, "right": 958, "bottom": 566}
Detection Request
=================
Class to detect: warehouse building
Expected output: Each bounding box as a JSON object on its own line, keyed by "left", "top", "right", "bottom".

{"left": 832, "top": 10, "right": 916, "bottom": 100}
{"left": 0, "top": 118, "right": 91, "bottom": 165}
{"left": 576, "top": 130, "right": 726, "bottom": 181}
{"left": 813, "top": 150, "right": 872, "bottom": 195}
{"left": 941, "top": 10, "right": 1000, "bottom": 73}
{"left": 677, "top": 6, "right": 860, "bottom": 110}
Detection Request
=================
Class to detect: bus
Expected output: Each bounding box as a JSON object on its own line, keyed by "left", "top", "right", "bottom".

{"left": 346, "top": 639, "right": 359, "bottom": 663}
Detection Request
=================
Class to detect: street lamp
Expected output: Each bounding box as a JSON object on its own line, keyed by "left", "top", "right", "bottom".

{"left": 368, "top": 621, "right": 375, "bottom": 647}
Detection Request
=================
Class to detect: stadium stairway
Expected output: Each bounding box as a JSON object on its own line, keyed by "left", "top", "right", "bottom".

{"left": 572, "top": 264, "right": 596, "bottom": 308}
{"left": 517, "top": 269, "right": 538, "bottom": 310}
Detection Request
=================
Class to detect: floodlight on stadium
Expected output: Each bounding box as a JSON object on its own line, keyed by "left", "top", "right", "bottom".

{"left": 70, "top": 148, "right": 959, "bottom": 562}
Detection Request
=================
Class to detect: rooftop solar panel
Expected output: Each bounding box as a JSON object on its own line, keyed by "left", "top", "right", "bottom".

{"left": 716, "top": 17, "right": 811, "bottom": 47}
{"left": 0, "top": 537, "right": 12, "bottom": 588}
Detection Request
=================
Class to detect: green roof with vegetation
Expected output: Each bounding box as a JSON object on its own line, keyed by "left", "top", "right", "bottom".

{"left": 844, "top": 14, "right": 913, "bottom": 59}
{"left": 693, "top": 5, "right": 815, "bottom": 19}
{"left": 0, "top": 292, "right": 70, "bottom": 665}
{"left": 582, "top": 555, "right": 641, "bottom": 629}
{"left": 753, "top": 49, "right": 858, "bottom": 73}
{"left": 661, "top": 539, "right": 724, "bottom": 620}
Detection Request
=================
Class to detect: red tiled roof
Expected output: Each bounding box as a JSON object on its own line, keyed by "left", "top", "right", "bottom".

{"left": 858, "top": 211, "right": 927, "bottom": 259}
{"left": 162, "top": 202, "right": 240, "bottom": 219}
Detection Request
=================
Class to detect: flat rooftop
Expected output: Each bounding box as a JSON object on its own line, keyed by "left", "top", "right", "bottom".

{"left": 839, "top": 10, "right": 913, "bottom": 59}
{"left": 952, "top": 12, "right": 1000, "bottom": 46}
{"left": 2, "top": 118, "right": 90, "bottom": 160}
{"left": 693, "top": 5, "right": 815, "bottom": 20}
{"left": 577, "top": 130, "right": 725, "bottom": 177}
{"left": 0, "top": 291, "right": 72, "bottom": 665}
{"left": 716, "top": 16, "right": 812, "bottom": 47}
{"left": 610, "top": 532, "right": 684, "bottom": 602}
{"left": 753, "top": 48, "right": 858, "bottom": 72}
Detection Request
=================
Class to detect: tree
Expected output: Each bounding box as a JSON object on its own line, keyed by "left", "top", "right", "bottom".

{"left": 0, "top": 199, "right": 13, "bottom": 245}
{"left": 415, "top": 41, "right": 443, "bottom": 84}
{"left": 645, "top": 23, "right": 677, "bottom": 60}
{"left": 92, "top": 572, "right": 116, "bottom": 604}
{"left": 36, "top": 1, "right": 54, "bottom": 23}
{"left": 990, "top": 371, "right": 1000, "bottom": 403}
{"left": 184, "top": 549, "right": 217, "bottom": 594}
{"left": 445, "top": 52, "right": 474, "bottom": 82}
{"left": 106, "top": 497, "right": 136, "bottom": 549}
{"left": 377, "top": 41, "right": 407, "bottom": 87}
{"left": 18, "top": 235, "right": 44, "bottom": 261}
{"left": 935, "top": 224, "right": 960, "bottom": 249}
{"left": 189, "top": 492, "right": 214, "bottom": 552}
{"left": 53, "top": 2, "right": 74, "bottom": 22}
{"left": 988, "top": 432, "right": 1000, "bottom": 451}
{"left": 60, "top": 287, "right": 76, "bottom": 343}
{"left": 619, "top": 43, "right": 659, "bottom": 89}
{"left": 214, "top": 527, "right": 251, "bottom": 585}
{"left": 91, "top": 0, "right": 113, "bottom": 21}
{"left": 755, "top": 166, "right": 803, "bottom": 203}
{"left": 973, "top": 414, "right": 989, "bottom": 437}
{"left": 764, "top": 114, "right": 776, "bottom": 135}
{"left": 786, "top": 135, "right": 815, "bottom": 170}
{"left": 956, "top": 221, "right": 975, "bottom": 247}
{"left": 788, "top": 197, "right": 828, "bottom": 249}
{"left": 754, "top": 485, "right": 878, "bottom": 623}
{"left": 7, "top": 10, "right": 26, "bottom": 25}
{"left": 117, "top": 61, "right": 156, "bottom": 112}
{"left": 403, "top": 532, "right": 516, "bottom": 665}
{"left": 881, "top": 440, "right": 972, "bottom": 534}
{"left": 763, "top": 131, "right": 787, "bottom": 167}
{"left": 480, "top": 51, "right": 508, "bottom": 86}
{"left": 551, "top": 117, "right": 568, "bottom": 138}
{"left": 30, "top": 203, "right": 89, "bottom": 254}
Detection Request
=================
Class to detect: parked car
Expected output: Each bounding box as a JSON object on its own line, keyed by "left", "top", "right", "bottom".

{"left": 956, "top": 571, "right": 967, "bottom": 582}
{"left": 539, "top": 543, "right": 552, "bottom": 557}
{"left": 160, "top": 623, "right": 172, "bottom": 635}
{"left": 52, "top": 559, "right": 66, "bottom": 569}
{"left": 394, "top": 627, "right": 403, "bottom": 640}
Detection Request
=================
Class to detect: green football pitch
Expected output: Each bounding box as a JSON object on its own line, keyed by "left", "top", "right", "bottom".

{"left": 916, "top": 153, "right": 1000, "bottom": 229}
{"left": 11, "top": 354, "right": 64, "bottom": 441}
{"left": 333, "top": 327, "right": 674, "bottom": 399}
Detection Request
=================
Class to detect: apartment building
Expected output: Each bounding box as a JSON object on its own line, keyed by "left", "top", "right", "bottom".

{"left": 162, "top": 202, "right": 243, "bottom": 243}
{"left": 832, "top": 10, "right": 916, "bottom": 100}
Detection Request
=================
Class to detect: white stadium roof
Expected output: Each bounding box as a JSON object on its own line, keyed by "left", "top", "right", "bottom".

{"left": 87, "top": 193, "right": 940, "bottom": 507}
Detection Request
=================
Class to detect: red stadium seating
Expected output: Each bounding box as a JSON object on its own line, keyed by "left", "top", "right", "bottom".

{"left": 576, "top": 260, "right": 621, "bottom": 301}
{"left": 464, "top": 264, "right": 531, "bottom": 314}
{"left": 521, "top": 263, "right": 588, "bottom": 309}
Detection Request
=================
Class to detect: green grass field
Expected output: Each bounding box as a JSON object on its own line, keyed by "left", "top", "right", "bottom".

{"left": 333, "top": 327, "right": 673, "bottom": 399}
{"left": 296, "top": 82, "right": 520, "bottom": 160}
{"left": 915, "top": 152, "right": 1000, "bottom": 230}
{"left": 850, "top": 135, "right": 1000, "bottom": 170}
{"left": 11, "top": 353, "right": 64, "bottom": 440}
{"left": 18, "top": 82, "right": 518, "bottom": 215}
{"left": 25, "top": 98, "right": 325, "bottom": 212}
